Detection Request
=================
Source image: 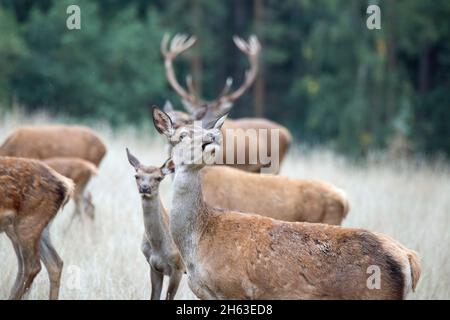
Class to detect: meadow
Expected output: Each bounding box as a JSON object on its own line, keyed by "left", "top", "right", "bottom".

{"left": 0, "top": 110, "right": 449, "bottom": 299}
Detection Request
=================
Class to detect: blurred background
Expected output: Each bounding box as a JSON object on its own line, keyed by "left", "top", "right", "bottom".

{"left": 0, "top": 0, "right": 449, "bottom": 157}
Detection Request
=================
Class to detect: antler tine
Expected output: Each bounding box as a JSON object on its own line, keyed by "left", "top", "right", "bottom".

{"left": 186, "top": 74, "right": 199, "bottom": 97}
{"left": 171, "top": 34, "right": 196, "bottom": 55}
{"left": 161, "top": 33, "right": 170, "bottom": 57}
{"left": 219, "top": 77, "right": 234, "bottom": 97}
{"left": 161, "top": 33, "right": 202, "bottom": 107}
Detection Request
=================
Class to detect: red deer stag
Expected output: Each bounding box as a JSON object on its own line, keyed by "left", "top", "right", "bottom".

{"left": 160, "top": 34, "right": 292, "bottom": 173}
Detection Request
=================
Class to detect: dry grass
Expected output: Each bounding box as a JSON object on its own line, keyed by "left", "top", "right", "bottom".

{"left": 1, "top": 110, "right": 449, "bottom": 300}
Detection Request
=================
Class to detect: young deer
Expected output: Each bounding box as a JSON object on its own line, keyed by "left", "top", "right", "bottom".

{"left": 0, "top": 156, "right": 74, "bottom": 300}
{"left": 152, "top": 107, "right": 421, "bottom": 300}
{"left": 160, "top": 34, "right": 292, "bottom": 173}
{"left": 126, "top": 148, "right": 184, "bottom": 300}
{"left": 43, "top": 157, "right": 97, "bottom": 220}
{"left": 0, "top": 125, "right": 107, "bottom": 166}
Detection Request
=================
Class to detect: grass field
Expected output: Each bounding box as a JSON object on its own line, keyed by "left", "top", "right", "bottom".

{"left": 1, "top": 111, "right": 449, "bottom": 299}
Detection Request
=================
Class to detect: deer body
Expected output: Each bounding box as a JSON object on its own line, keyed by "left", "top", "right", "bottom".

{"left": 201, "top": 165, "right": 348, "bottom": 225}
{"left": 152, "top": 107, "right": 421, "bottom": 300}
{"left": 172, "top": 166, "right": 420, "bottom": 300}
{"left": 126, "top": 149, "right": 184, "bottom": 300}
{"left": 43, "top": 157, "right": 98, "bottom": 219}
{"left": 0, "top": 125, "right": 107, "bottom": 166}
{"left": 0, "top": 156, "right": 74, "bottom": 300}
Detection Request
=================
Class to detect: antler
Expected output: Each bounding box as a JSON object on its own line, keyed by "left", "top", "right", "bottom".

{"left": 161, "top": 33, "right": 204, "bottom": 107}
{"left": 161, "top": 34, "right": 261, "bottom": 114}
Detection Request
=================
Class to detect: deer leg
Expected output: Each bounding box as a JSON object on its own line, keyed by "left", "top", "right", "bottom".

{"left": 83, "top": 192, "right": 95, "bottom": 220}
{"left": 8, "top": 229, "right": 42, "bottom": 300}
{"left": 150, "top": 267, "right": 164, "bottom": 300}
{"left": 64, "top": 192, "right": 83, "bottom": 232}
{"left": 39, "top": 226, "right": 63, "bottom": 300}
{"left": 72, "top": 193, "right": 83, "bottom": 218}
{"left": 165, "top": 269, "right": 182, "bottom": 300}
{"left": 5, "top": 226, "right": 24, "bottom": 296}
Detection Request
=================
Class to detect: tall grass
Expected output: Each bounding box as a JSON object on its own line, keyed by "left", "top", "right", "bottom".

{"left": 1, "top": 111, "right": 449, "bottom": 299}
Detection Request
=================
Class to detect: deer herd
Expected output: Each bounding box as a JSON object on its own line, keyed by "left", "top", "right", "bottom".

{"left": 0, "top": 34, "right": 421, "bottom": 300}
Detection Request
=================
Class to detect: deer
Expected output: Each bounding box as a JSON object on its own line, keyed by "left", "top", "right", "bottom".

{"left": 0, "top": 156, "right": 74, "bottom": 300}
{"left": 153, "top": 108, "right": 348, "bottom": 225}
{"left": 160, "top": 34, "right": 292, "bottom": 174}
{"left": 0, "top": 125, "right": 107, "bottom": 167}
{"left": 201, "top": 165, "right": 349, "bottom": 225}
{"left": 126, "top": 148, "right": 184, "bottom": 300}
{"left": 43, "top": 157, "right": 98, "bottom": 220}
{"left": 152, "top": 107, "right": 421, "bottom": 300}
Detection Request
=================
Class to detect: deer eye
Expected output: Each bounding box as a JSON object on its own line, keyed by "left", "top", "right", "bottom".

{"left": 134, "top": 175, "right": 139, "bottom": 180}
{"left": 156, "top": 177, "right": 163, "bottom": 182}
{"left": 179, "top": 131, "right": 188, "bottom": 140}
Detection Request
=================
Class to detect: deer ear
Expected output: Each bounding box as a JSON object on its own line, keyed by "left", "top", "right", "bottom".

{"left": 126, "top": 148, "right": 140, "bottom": 170}
{"left": 163, "top": 100, "right": 174, "bottom": 112}
{"left": 160, "top": 158, "right": 175, "bottom": 175}
{"left": 152, "top": 106, "right": 174, "bottom": 138}
{"left": 213, "top": 113, "right": 228, "bottom": 129}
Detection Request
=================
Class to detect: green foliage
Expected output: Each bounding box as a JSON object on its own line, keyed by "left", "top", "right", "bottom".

{"left": 10, "top": 0, "right": 167, "bottom": 125}
{"left": 0, "top": 6, "right": 26, "bottom": 104}
{"left": 0, "top": 0, "right": 449, "bottom": 157}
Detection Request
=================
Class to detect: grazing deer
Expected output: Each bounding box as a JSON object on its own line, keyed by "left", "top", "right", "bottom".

{"left": 160, "top": 34, "right": 292, "bottom": 173}
{"left": 126, "top": 148, "right": 184, "bottom": 300}
{"left": 0, "top": 125, "right": 107, "bottom": 166}
{"left": 43, "top": 157, "right": 98, "bottom": 220}
{"left": 0, "top": 156, "right": 74, "bottom": 300}
{"left": 152, "top": 108, "right": 348, "bottom": 225}
{"left": 152, "top": 108, "right": 421, "bottom": 300}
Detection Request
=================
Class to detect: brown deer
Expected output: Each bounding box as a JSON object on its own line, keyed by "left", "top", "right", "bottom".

{"left": 0, "top": 125, "right": 107, "bottom": 166}
{"left": 160, "top": 34, "right": 292, "bottom": 173}
{"left": 153, "top": 108, "right": 348, "bottom": 225}
{"left": 126, "top": 148, "right": 184, "bottom": 300}
{"left": 0, "top": 156, "right": 74, "bottom": 300}
{"left": 202, "top": 166, "right": 349, "bottom": 225}
{"left": 152, "top": 108, "right": 421, "bottom": 300}
{"left": 43, "top": 157, "right": 98, "bottom": 220}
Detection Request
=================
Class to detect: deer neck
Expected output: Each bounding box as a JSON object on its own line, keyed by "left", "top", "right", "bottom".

{"left": 170, "top": 166, "right": 208, "bottom": 261}
{"left": 141, "top": 195, "right": 169, "bottom": 250}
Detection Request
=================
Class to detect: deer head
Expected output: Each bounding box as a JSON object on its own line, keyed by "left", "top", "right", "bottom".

{"left": 161, "top": 33, "right": 260, "bottom": 125}
{"left": 152, "top": 107, "right": 227, "bottom": 168}
{"left": 126, "top": 147, "right": 174, "bottom": 198}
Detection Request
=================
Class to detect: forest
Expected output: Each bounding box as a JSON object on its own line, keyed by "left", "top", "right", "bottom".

{"left": 0, "top": 0, "right": 449, "bottom": 156}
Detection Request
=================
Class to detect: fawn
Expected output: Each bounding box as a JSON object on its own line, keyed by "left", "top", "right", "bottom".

{"left": 126, "top": 148, "right": 184, "bottom": 300}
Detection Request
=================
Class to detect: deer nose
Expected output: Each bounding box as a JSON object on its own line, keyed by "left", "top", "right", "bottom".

{"left": 140, "top": 186, "right": 151, "bottom": 193}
